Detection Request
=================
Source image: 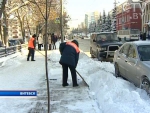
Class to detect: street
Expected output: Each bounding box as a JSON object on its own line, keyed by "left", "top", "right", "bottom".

{"left": 76, "top": 38, "right": 91, "bottom": 57}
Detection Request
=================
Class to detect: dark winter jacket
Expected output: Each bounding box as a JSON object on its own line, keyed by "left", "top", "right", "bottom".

{"left": 143, "top": 33, "right": 146, "bottom": 40}
{"left": 59, "top": 40, "right": 80, "bottom": 68}
{"left": 51, "top": 34, "right": 57, "bottom": 43}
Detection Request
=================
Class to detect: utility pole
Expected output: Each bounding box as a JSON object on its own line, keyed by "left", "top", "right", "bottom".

{"left": 45, "top": 0, "right": 50, "bottom": 112}
{"left": 60, "top": 0, "right": 64, "bottom": 42}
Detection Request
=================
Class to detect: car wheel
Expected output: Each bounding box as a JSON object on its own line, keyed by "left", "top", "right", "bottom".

{"left": 141, "top": 78, "right": 150, "bottom": 92}
{"left": 114, "top": 63, "right": 121, "bottom": 77}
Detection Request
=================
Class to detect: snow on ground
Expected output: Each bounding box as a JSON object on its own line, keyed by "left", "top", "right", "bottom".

{"left": 49, "top": 48, "right": 150, "bottom": 113}
{"left": 0, "top": 41, "right": 150, "bottom": 113}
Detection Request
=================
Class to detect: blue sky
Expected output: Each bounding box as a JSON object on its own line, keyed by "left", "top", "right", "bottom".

{"left": 65, "top": 0, "right": 125, "bottom": 28}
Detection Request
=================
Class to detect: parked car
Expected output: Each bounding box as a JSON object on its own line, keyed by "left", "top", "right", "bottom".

{"left": 113, "top": 41, "right": 150, "bottom": 93}
{"left": 9, "top": 39, "right": 21, "bottom": 46}
{"left": 90, "top": 32, "right": 123, "bottom": 61}
{"left": 8, "top": 39, "right": 21, "bottom": 51}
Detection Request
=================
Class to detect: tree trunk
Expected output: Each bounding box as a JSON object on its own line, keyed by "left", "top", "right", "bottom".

{"left": 3, "top": 9, "right": 8, "bottom": 46}
{"left": 0, "top": 0, "right": 7, "bottom": 19}
{"left": 0, "top": 0, "right": 7, "bottom": 44}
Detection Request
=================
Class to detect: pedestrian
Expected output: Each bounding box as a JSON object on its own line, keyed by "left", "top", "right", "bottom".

{"left": 48, "top": 33, "right": 51, "bottom": 50}
{"left": 59, "top": 40, "right": 80, "bottom": 87}
{"left": 38, "top": 33, "right": 43, "bottom": 50}
{"left": 59, "top": 35, "right": 61, "bottom": 41}
{"left": 140, "top": 32, "right": 143, "bottom": 40}
{"left": 64, "top": 36, "right": 65, "bottom": 40}
{"left": 51, "top": 33, "right": 57, "bottom": 49}
{"left": 143, "top": 32, "right": 146, "bottom": 40}
{"left": 27, "top": 34, "right": 36, "bottom": 61}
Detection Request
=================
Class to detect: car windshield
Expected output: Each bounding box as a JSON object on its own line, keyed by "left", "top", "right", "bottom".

{"left": 138, "top": 45, "right": 150, "bottom": 61}
{"left": 130, "top": 30, "right": 139, "bottom": 34}
{"left": 96, "top": 33, "right": 118, "bottom": 42}
{"left": 9, "top": 40, "right": 19, "bottom": 45}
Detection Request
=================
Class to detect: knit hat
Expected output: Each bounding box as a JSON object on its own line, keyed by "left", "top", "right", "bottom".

{"left": 32, "top": 34, "right": 36, "bottom": 38}
{"left": 72, "top": 40, "right": 79, "bottom": 47}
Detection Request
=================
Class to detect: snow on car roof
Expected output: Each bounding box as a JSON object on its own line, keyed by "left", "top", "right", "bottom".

{"left": 126, "top": 41, "right": 150, "bottom": 46}
{"left": 91, "top": 32, "right": 115, "bottom": 34}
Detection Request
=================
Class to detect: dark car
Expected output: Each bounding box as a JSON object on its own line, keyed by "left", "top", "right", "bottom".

{"left": 90, "top": 32, "right": 123, "bottom": 61}
{"left": 9, "top": 39, "right": 21, "bottom": 46}
{"left": 8, "top": 39, "right": 22, "bottom": 51}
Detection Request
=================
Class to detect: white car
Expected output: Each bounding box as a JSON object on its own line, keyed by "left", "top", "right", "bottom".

{"left": 113, "top": 41, "right": 150, "bottom": 93}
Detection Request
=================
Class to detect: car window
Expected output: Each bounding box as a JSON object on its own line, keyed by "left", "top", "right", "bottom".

{"left": 9, "top": 40, "right": 21, "bottom": 45}
{"left": 138, "top": 45, "right": 150, "bottom": 61}
{"left": 119, "top": 44, "right": 130, "bottom": 55}
{"left": 128, "top": 45, "right": 136, "bottom": 58}
{"left": 96, "top": 33, "right": 118, "bottom": 41}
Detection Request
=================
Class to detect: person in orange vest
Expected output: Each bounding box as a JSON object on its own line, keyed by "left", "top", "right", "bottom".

{"left": 59, "top": 40, "right": 80, "bottom": 87}
{"left": 27, "top": 34, "right": 36, "bottom": 61}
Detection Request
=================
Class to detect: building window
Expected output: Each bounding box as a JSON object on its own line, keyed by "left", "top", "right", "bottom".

{"left": 119, "top": 18, "right": 121, "bottom": 24}
{"left": 128, "top": 15, "right": 130, "bottom": 21}
{"left": 124, "top": 16, "right": 126, "bottom": 22}
{"left": 146, "top": 15, "right": 148, "bottom": 22}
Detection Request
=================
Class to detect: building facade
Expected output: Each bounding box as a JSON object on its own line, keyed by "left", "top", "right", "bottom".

{"left": 142, "top": 1, "right": 150, "bottom": 33}
{"left": 85, "top": 11, "right": 100, "bottom": 28}
{"left": 85, "top": 14, "right": 88, "bottom": 28}
{"left": 116, "top": 1, "right": 142, "bottom": 31}
{"left": 8, "top": 18, "right": 22, "bottom": 39}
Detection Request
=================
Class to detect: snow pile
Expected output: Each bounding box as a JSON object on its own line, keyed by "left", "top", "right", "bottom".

{"left": 77, "top": 53, "right": 150, "bottom": 113}
{"left": 48, "top": 50, "right": 150, "bottom": 113}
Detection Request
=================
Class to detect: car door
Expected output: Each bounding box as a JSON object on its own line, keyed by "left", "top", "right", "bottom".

{"left": 117, "top": 44, "right": 130, "bottom": 77}
{"left": 124, "top": 45, "right": 138, "bottom": 84}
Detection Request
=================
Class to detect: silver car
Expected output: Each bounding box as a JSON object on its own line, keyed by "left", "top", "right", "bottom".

{"left": 113, "top": 41, "right": 150, "bottom": 92}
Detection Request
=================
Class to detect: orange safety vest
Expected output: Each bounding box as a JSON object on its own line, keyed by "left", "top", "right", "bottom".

{"left": 28, "top": 37, "right": 35, "bottom": 48}
{"left": 66, "top": 41, "right": 80, "bottom": 53}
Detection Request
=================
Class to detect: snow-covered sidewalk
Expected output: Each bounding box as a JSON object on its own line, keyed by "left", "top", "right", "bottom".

{"left": 0, "top": 45, "right": 100, "bottom": 113}
{"left": 0, "top": 49, "right": 50, "bottom": 113}
{"left": 48, "top": 51, "right": 100, "bottom": 113}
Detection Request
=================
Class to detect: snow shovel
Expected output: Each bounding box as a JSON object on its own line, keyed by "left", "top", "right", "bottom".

{"left": 76, "top": 70, "right": 89, "bottom": 87}
{"left": 35, "top": 49, "right": 45, "bottom": 56}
